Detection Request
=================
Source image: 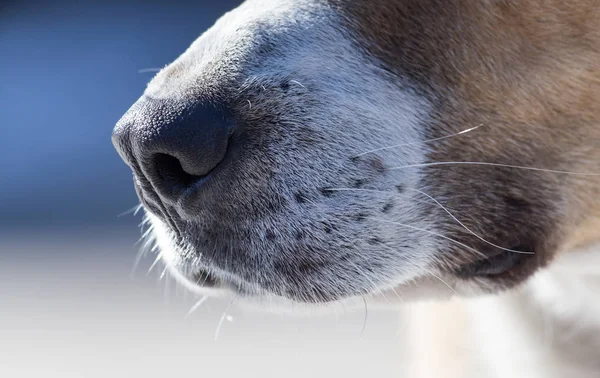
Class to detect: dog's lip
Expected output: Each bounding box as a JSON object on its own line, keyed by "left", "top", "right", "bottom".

{"left": 453, "top": 248, "right": 534, "bottom": 279}
{"left": 189, "top": 268, "right": 255, "bottom": 295}
{"left": 191, "top": 268, "right": 223, "bottom": 288}
{"left": 169, "top": 266, "right": 240, "bottom": 298}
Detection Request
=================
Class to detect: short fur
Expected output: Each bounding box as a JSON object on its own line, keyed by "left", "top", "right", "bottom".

{"left": 113, "top": 0, "right": 600, "bottom": 376}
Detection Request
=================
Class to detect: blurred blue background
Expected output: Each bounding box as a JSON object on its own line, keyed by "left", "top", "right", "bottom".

{"left": 1, "top": 0, "right": 241, "bottom": 228}
{"left": 0, "top": 2, "right": 409, "bottom": 377}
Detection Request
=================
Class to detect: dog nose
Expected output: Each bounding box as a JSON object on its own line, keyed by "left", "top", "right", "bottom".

{"left": 112, "top": 97, "right": 235, "bottom": 205}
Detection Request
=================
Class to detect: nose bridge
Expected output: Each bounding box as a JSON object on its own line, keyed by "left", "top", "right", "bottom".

{"left": 144, "top": 37, "right": 249, "bottom": 103}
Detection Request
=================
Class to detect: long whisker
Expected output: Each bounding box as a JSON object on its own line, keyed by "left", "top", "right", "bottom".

{"left": 388, "top": 287, "right": 404, "bottom": 303}
{"left": 138, "top": 68, "right": 162, "bottom": 73}
{"left": 408, "top": 188, "right": 534, "bottom": 254}
{"left": 196, "top": 268, "right": 214, "bottom": 288}
{"left": 185, "top": 296, "right": 208, "bottom": 318}
{"left": 147, "top": 253, "right": 162, "bottom": 275}
{"left": 118, "top": 204, "right": 143, "bottom": 218}
{"left": 133, "top": 224, "right": 155, "bottom": 247}
{"left": 214, "top": 296, "right": 237, "bottom": 341}
{"left": 360, "top": 296, "right": 368, "bottom": 338}
{"left": 428, "top": 272, "right": 456, "bottom": 293}
{"left": 389, "top": 161, "right": 600, "bottom": 176}
{"left": 131, "top": 227, "right": 156, "bottom": 277}
{"left": 327, "top": 186, "right": 534, "bottom": 255}
{"left": 133, "top": 204, "right": 145, "bottom": 216}
{"left": 159, "top": 265, "right": 168, "bottom": 280}
{"left": 130, "top": 250, "right": 145, "bottom": 279}
{"left": 325, "top": 186, "right": 488, "bottom": 257}
{"left": 354, "top": 124, "right": 483, "bottom": 158}
{"left": 372, "top": 218, "right": 486, "bottom": 259}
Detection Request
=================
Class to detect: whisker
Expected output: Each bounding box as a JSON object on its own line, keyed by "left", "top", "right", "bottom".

{"left": 159, "top": 265, "right": 168, "bottom": 280}
{"left": 118, "top": 204, "right": 143, "bottom": 218}
{"left": 133, "top": 204, "right": 145, "bottom": 216}
{"left": 134, "top": 226, "right": 155, "bottom": 246}
{"left": 388, "top": 287, "right": 404, "bottom": 303}
{"left": 324, "top": 187, "right": 488, "bottom": 257}
{"left": 163, "top": 268, "right": 172, "bottom": 304}
{"left": 289, "top": 79, "right": 306, "bottom": 88}
{"left": 389, "top": 161, "right": 600, "bottom": 176}
{"left": 354, "top": 124, "right": 483, "bottom": 158}
{"left": 360, "top": 296, "right": 368, "bottom": 338}
{"left": 214, "top": 296, "right": 237, "bottom": 341}
{"left": 130, "top": 250, "right": 145, "bottom": 279}
{"left": 327, "top": 186, "right": 533, "bottom": 254}
{"left": 428, "top": 272, "right": 456, "bottom": 293}
{"left": 131, "top": 227, "right": 156, "bottom": 278}
{"left": 196, "top": 269, "right": 213, "bottom": 288}
{"left": 147, "top": 253, "right": 162, "bottom": 275}
{"left": 185, "top": 296, "right": 208, "bottom": 318}
{"left": 140, "top": 214, "right": 152, "bottom": 225}
{"left": 134, "top": 224, "right": 155, "bottom": 252}
{"left": 372, "top": 218, "right": 486, "bottom": 259}
{"left": 408, "top": 188, "right": 534, "bottom": 255}
{"left": 138, "top": 68, "right": 162, "bottom": 73}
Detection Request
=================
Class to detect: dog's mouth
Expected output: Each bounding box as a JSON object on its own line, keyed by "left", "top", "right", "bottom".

{"left": 178, "top": 246, "right": 536, "bottom": 302}
{"left": 191, "top": 269, "right": 222, "bottom": 288}
{"left": 454, "top": 246, "right": 536, "bottom": 280}
{"left": 188, "top": 269, "right": 248, "bottom": 294}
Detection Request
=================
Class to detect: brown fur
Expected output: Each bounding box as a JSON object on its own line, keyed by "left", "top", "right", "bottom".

{"left": 335, "top": 0, "right": 600, "bottom": 288}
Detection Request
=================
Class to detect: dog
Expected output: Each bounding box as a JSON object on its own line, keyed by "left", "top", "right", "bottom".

{"left": 112, "top": 1, "right": 600, "bottom": 376}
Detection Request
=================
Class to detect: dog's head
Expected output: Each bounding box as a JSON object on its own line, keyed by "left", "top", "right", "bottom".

{"left": 113, "top": 0, "right": 600, "bottom": 305}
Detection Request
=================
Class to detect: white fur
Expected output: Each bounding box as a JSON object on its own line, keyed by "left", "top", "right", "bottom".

{"left": 118, "top": 1, "right": 600, "bottom": 375}
{"left": 144, "top": 0, "right": 444, "bottom": 302}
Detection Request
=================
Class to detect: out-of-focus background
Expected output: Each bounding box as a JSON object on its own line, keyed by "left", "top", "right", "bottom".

{"left": 0, "top": 1, "right": 412, "bottom": 377}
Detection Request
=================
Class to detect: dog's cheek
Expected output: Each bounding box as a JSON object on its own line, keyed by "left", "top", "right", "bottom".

{"left": 422, "top": 163, "right": 567, "bottom": 289}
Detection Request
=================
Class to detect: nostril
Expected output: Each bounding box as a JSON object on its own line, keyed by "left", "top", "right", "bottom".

{"left": 153, "top": 153, "right": 203, "bottom": 194}
{"left": 115, "top": 97, "right": 237, "bottom": 207}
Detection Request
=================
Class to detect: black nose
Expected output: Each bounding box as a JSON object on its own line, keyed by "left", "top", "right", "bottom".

{"left": 112, "top": 97, "right": 235, "bottom": 206}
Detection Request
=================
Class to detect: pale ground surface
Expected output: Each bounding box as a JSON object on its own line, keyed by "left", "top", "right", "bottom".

{"left": 12, "top": 228, "right": 588, "bottom": 377}
{"left": 0, "top": 228, "right": 420, "bottom": 378}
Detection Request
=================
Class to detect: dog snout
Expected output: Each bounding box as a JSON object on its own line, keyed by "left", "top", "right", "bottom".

{"left": 112, "top": 97, "right": 236, "bottom": 211}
